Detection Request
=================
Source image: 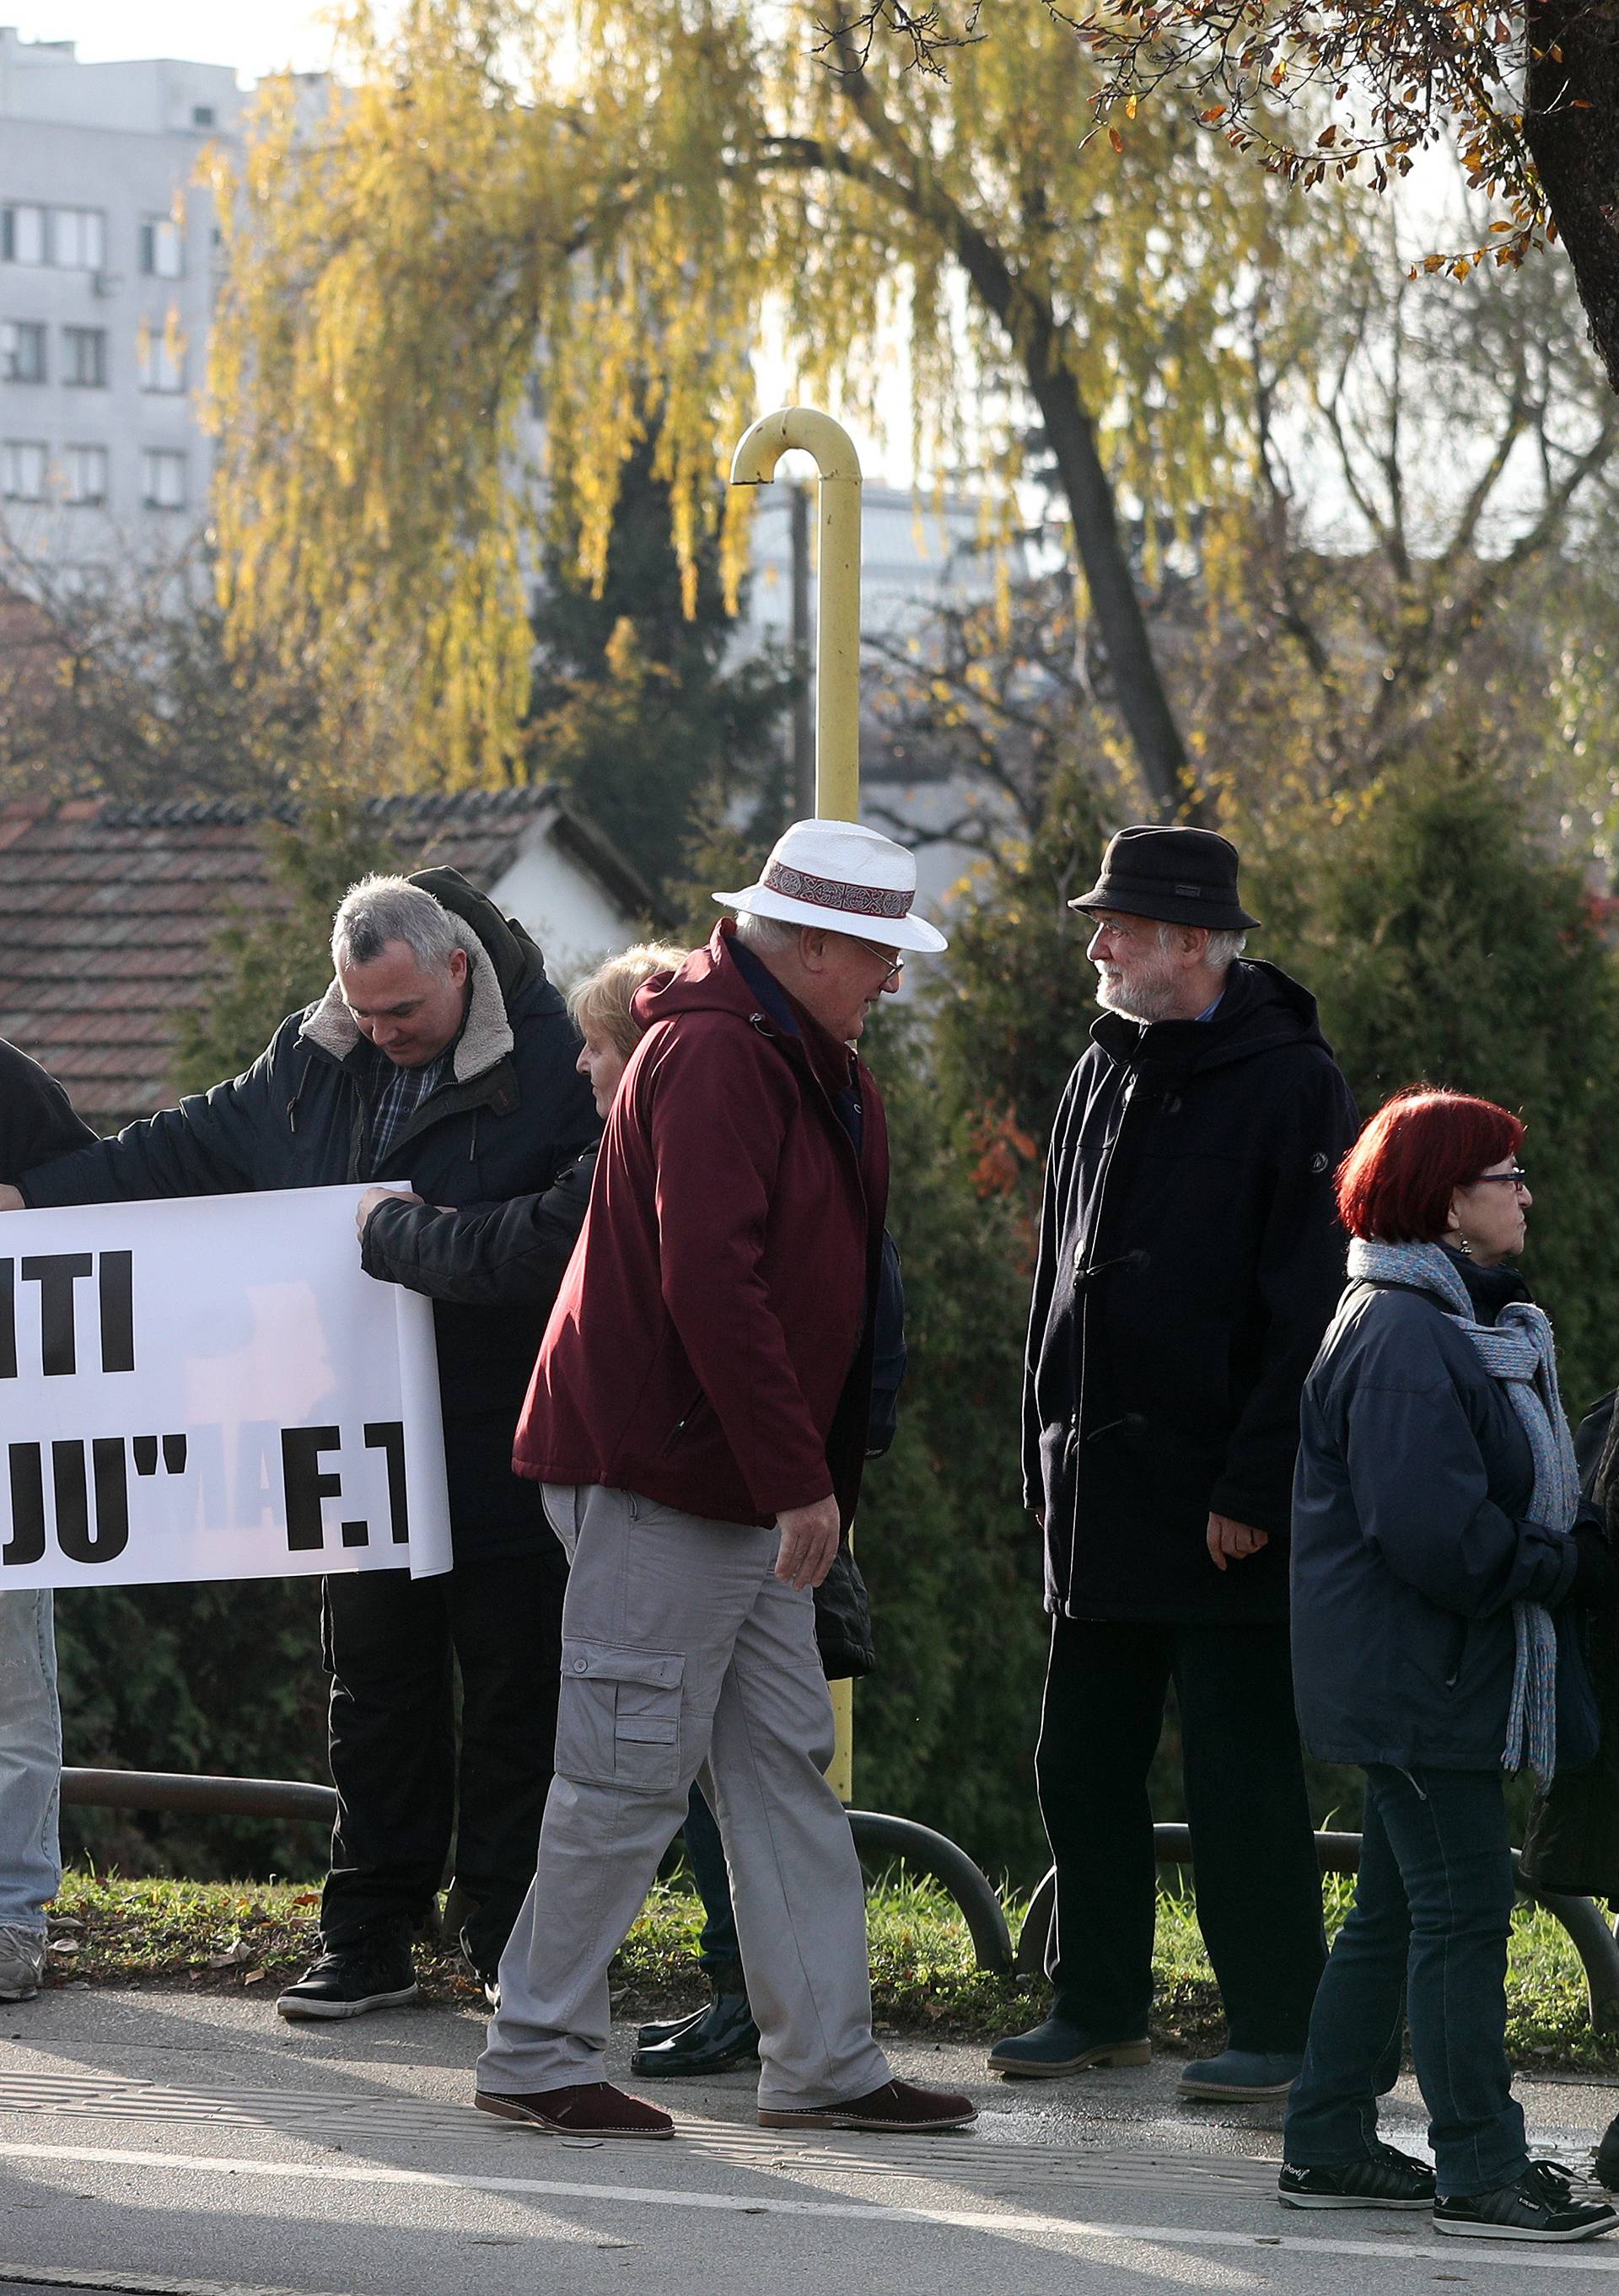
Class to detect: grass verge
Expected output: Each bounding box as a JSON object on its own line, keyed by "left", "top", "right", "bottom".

{"left": 39, "top": 1867, "right": 1619, "bottom": 2075}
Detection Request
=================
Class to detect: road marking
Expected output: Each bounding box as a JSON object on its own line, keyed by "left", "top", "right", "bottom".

{"left": 3, "top": 2139, "right": 1619, "bottom": 2271}
{"left": 0, "top": 2070, "right": 1284, "bottom": 2197}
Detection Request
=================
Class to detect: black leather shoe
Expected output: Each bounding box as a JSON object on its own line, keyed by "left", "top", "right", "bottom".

{"left": 631, "top": 1992, "right": 760, "bottom": 2076}
{"left": 635, "top": 2003, "right": 709, "bottom": 2053}
{"left": 277, "top": 1932, "right": 418, "bottom": 2022}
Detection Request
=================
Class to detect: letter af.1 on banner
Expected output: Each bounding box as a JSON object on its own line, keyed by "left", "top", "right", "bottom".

{"left": 0, "top": 1185, "right": 452, "bottom": 1589}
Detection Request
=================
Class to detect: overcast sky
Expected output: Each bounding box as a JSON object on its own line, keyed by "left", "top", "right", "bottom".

{"left": 4, "top": 3, "right": 337, "bottom": 82}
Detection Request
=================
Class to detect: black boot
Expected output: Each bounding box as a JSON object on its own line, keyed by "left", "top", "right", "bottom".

{"left": 634, "top": 1959, "right": 747, "bottom": 2055}
{"left": 632, "top": 1992, "right": 759, "bottom": 2076}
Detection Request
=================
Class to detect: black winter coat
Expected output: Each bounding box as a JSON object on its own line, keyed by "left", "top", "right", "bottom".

{"left": 1024, "top": 960, "right": 1358, "bottom": 1622}
{"left": 0, "top": 1038, "right": 94, "bottom": 1172}
{"left": 1292, "top": 1263, "right": 1583, "bottom": 1771}
{"left": 18, "top": 870, "right": 600, "bottom": 1561}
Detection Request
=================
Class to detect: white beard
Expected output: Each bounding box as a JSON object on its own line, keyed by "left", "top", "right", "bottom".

{"left": 1095, "top": 963, "right": 1180, "bottom": 1024}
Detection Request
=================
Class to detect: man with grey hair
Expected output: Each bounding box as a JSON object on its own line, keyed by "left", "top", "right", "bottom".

{"left": 992, "top": 825, "right": 1358, "bottom": 2101}
{"left": 2, "top": 866, "right": 598, "bottom": 2018}
{"left": 476, "top": 818, "right": 973, "bottom": 2140}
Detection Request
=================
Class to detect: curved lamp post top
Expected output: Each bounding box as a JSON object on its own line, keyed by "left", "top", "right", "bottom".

{"left": 729, "top": 406, "right": 863, "bottom": 825}
{"left": 729, "top": 406, "right": 863, "bottom": 488}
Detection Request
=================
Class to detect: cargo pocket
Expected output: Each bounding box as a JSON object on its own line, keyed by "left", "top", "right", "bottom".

{"left": 556, "top": 1641, "right": 685, "bottom": 1793}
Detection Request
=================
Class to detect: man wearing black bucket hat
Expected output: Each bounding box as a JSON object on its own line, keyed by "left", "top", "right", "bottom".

{"left": 992, "top": 825, "right": 1358, "bottom": 2100}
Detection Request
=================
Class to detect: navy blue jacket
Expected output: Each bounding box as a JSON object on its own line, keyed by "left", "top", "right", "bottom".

{"left": 17, "top": 871, "right": 600, "bottom": 1562}
{"left": 1292, "top": 1260, "right": 1581, "bottom": 1769}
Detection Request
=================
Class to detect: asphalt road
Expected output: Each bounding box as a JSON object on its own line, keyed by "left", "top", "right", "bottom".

{"left": 4, "top": 1987, "right": 1619, "bottom": 2294}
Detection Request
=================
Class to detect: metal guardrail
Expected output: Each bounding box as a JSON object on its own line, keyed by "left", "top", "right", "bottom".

{"left": 848, "top": 1810, "right": 1014, "bottom": 1973}
{"left": 62, "top": 1768, "right": 335, "bottom": 1823}
{"left": 72, "top": 1770, "right": 1616, "bottom": 2017}
{"left": 1015, "top": 1826, "right": 1619, "bottom": 2030}
{"left": 61, "top": 1769, "right": 1018, "bottom": 1976}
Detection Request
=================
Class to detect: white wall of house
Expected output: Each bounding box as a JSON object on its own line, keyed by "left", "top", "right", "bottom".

{"left": 487, "top": 835, "right": 640, "bottom": 987}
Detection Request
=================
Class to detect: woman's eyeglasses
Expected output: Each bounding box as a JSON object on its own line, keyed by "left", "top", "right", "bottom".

{"left": 1472, "top": 1169, "right": 1530, "bottom": 1195}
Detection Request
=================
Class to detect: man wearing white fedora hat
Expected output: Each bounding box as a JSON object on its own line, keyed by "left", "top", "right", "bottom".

{"left": 475, "top": 820, "right": 975, "bottom": 2140}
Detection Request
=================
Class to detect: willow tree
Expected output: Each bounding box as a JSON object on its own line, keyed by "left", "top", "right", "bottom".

{"left": 207, "top": 0, "right": 1325, "bottom": 810}
{"left": 870, "top": 3, "right": 1619, "bottom": 396}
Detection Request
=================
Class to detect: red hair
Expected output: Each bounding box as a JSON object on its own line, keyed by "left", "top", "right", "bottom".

{"left": 1337, "top": 1088, "right": 1525, "bottom": 1244}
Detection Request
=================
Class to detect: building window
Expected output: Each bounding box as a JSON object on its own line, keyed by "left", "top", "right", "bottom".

{"left": 61, "top": 445, "right": 108, "bottom": 505}
{"left": 51, "top": 208, "right": 105, "bottom": 272}
{"left": 1, "top": 207, "right": 46, "bottom": 266}
{"left": 191, "top": 105, "right": 216, "bottom": 128}
{"left": 141, "top": 448, "right": 186, "bottom": 509}
{"left": 137, "top": 325, "right": 185, "bottom": 395}
{"left": 139, "top": 216, "right": 185, "bottom": 280}
{"left": 62, "top": 327, "right": 107, "bottom": 389}
{"left": 2, "top": 207, "right": 105, "bottom": 270}
{"left": 1, "top": 441, "right": 46, "bottom": 501}
{"left": 0, "top": 321, "right": 45, "bottom": 383}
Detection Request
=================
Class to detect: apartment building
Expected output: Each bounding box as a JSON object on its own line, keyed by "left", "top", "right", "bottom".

{"left": 0, "top": 26, "right": 248, "bottom": 571}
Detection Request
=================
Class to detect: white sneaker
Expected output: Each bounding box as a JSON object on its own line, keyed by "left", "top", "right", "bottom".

{"left": 0, "top": 1925, "right": 46, "bottom": 2002}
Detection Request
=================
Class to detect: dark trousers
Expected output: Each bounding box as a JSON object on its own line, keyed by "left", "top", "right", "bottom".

{"left": 1038, "top": 1616, "right": 1326, "bottom": 2051}
{"left": 683, "top": 1780, "right": 743, "bottom": 1983}
{"left": 1285, "top": 1765, "right": 1526, "bottom": 2198}
{"left": 320, "top": 1550, "right": 566, "bottom": 1975}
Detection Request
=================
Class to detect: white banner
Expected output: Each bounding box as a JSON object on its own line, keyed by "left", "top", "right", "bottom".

{"left": 0, "top": 1185, "right": 452, "bottom": 1589}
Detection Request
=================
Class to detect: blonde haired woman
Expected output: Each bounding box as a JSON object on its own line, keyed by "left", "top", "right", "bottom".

{"left": 567, "top": 943, "right": 691, "bottom": 1118}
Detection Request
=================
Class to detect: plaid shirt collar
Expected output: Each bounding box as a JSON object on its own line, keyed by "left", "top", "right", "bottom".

{"left": 363, "top": 1030, "right": 460, "bottom": 1175}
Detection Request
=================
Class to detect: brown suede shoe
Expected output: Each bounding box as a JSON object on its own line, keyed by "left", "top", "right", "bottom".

{"left": 476, "top": 2082, "right": 674, "bottom": 2138}
{"left": 758, "top": 2078, "right": 977, "bottom": 2132}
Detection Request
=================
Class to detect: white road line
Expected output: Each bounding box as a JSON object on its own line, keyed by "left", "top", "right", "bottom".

{"left": 3, "top": 2138, "right": 1619, "bottom": 2271}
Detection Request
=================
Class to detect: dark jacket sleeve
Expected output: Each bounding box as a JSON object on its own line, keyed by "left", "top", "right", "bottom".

{"left": 18, "top": 1024, "right": 293, "bottom": 1205}
{"left": 1021, "top": 1063, "right": 1082, "bottom": 1511}
{"left": 1208, "top": 1054, "right": 1358, "bottom": 1530}
{"left": 360, "top": 1147, "right": 596, "bottom": 1307}
{"left": 1343, "top": 1367, "right": 1578, "bottom": 1617}
{"left": 0, "top": 1041, "right": 96, "bottom": 1171}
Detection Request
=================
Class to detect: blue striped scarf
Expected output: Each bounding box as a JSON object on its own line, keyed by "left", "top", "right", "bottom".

{"left": 1347, "top": 1237, "right": 1578, "bottom": 1786}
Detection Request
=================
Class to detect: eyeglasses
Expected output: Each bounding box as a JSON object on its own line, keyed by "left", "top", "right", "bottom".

{"left": 1471, "top": 1169, "right": 1530, "bottom": 1195}
{"left": 869, "top": 951, "right": 904, "bottom": 989}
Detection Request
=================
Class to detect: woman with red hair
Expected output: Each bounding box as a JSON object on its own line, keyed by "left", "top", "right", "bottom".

{"left": 1278, "top": 1088, "right": 1617, "bottom": 2242}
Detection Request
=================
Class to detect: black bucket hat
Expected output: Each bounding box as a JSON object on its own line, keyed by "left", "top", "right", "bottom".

{"left": 1068, "top": 825, "right": 1261, "bottom": 933}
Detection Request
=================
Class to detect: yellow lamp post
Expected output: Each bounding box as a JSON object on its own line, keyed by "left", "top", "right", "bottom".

{"left": 729, "top": 407, "right": 863, "bottom": 825}
{"left": 729, "top": 406, "right": 863, "bottom": 1802}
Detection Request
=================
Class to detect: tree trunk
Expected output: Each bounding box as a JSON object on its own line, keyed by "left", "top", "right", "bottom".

{"left": 1525, "top": 1, "right": 1619, "bottom": 393}
{"left": 933, "top": 218, "right": 1197, "bottom": 820}
{"left": 1024, "top": 338, "right": 1197, "bottom": 823}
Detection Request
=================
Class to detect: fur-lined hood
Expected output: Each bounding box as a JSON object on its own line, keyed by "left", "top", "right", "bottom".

{"left": 298, "top": 874, "right": 524, "bottom": 1083}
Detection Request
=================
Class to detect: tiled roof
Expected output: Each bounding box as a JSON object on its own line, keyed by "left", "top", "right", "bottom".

{"left": 0, "top": 788, "right": 619, "bottom": 1131}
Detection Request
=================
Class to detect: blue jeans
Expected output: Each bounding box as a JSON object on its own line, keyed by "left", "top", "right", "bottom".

{"left": 1284, "top": 1764, "right": 1525, "bottom": 2198}
{"left": 0, "top": 1593, "right": 60, "bottom": 1931}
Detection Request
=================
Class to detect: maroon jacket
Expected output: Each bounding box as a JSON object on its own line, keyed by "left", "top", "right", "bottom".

{"left": 512, "top": 922, "right": 889, "bottom": 1528}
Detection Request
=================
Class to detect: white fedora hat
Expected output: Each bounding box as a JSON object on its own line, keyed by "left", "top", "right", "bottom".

{"left": 714, "top": 818, "right": 949, "bottom": 954}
